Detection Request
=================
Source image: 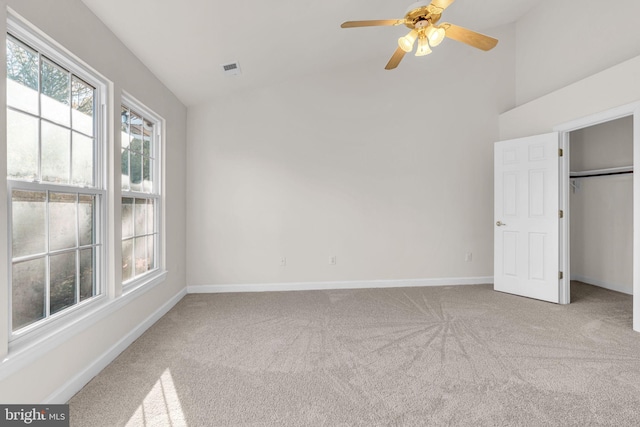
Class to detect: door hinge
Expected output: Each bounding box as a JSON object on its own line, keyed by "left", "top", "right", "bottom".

{"left": 559, "top": 148, "right": 564, "bottom": 157}
{"left": 559, "top": 271, "right": 564, "bottom": 280}
{"left": 559, "top": 210, "right": 564, "bottom": 218}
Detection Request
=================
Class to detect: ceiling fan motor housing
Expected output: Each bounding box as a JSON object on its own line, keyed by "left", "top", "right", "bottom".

{"left": 404, "top": 1, "right": 444, "bottom": 29}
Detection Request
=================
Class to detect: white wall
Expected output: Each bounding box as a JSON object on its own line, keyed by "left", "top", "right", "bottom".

{"left": 0, "top": 0, "right": 187, "bottom": 402}
{"left": 570, "top": 117, "right": 633, "bottom": 294}
{"left": 186, "top": 25, "right": 516, "bottom": 288}
{"left": 500, "top": 53, "right": 640, "bottom": 140}
{"left": 515, "top": 0, "right": 640, "bottom": 105}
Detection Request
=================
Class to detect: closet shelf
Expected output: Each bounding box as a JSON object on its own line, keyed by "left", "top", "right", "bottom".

{"left": 570, "top": 166, "right": 633, "bottom": 178}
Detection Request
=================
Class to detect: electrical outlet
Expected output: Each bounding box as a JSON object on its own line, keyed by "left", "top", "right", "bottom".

{"left": 330, "top": 256, "right": 337, "bottom": 265}
{"left": 280, "top": 257, "right": 286, "bottom": 266}
{"left": 465, "top": 252, "right": 472, "bottom": 262}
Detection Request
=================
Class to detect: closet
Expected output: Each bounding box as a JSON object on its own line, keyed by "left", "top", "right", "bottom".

{"left": 569, "top": 116, "right": 633, "bottom": 294}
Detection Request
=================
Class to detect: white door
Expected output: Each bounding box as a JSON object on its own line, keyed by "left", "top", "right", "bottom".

{"left": 494, "top": 132, "right": 561, "bottom": 303}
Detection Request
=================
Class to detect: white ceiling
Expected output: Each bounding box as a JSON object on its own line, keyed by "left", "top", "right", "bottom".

{"left": 79, "top": 0, "right": 539, "bottom": 107}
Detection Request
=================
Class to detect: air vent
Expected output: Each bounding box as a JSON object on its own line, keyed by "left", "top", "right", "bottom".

{"left": 222, "top": 61, "right": 241, "bottom": 76}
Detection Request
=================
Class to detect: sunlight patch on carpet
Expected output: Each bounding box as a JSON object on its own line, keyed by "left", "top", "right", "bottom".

{"left": 126, "top": 368, "right": 186, "bottom": 427}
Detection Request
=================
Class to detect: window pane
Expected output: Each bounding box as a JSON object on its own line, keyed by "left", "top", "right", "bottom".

{"left": 79, "top": 195, "right": 95, "bottom": 246}
{"left": 6, "top": 37, "right": 38, "bottom": 114}
{"left": 122, "top": 197, "right": 134, "bottom": 238}
{"left": 130, "top": 111, "right": 143, "bottom": 153}
{"left": 121, "top": 106, "right": 130, "bottom": 149}
{"left": 12, "top": 190, "right": 46, "bottom": 258}
{"left": 72, "top": 132, "right": 93, "bottom": 186}
{"left": 41, "top": 58, "right": 70, "bottom": 126}
{"left": 134, "top": 198, "right": 147, "bottom": 236}
{"left": 79, "top": 248, "right": 94, "bottom": 301}
{"left": 42, "top": 121, "right": 71, "bottom": 183}
{"left": 12, "top": 257, "right": 46, "bottom": 331}
{"left": 134, "top": 236, "right": 148, "bottom": 275}
{"left": 122, "top": 238, "right": 134, "bottom": 281}
{"left": 146, "top": 199, "right": 155, "bottom": 234}
{"left": 71, "top": 76, "right": 94, "bottom": 136}
{"left": 7, "top": 109, "right": 38, "bottom": 180}
{"left": 121, "top": 148, "right": 130, "bottom": 190}
{"left": 50, "top": 251, "right": 77, "bottom": 315}
{"left": 143, "top": 120, "right": 152, "bottom": 157}
{"left": 130, "top": 151, "right": 142, "bottom": 191}
{"left": 147, "top": 234, "right": 155, "bottom": 270}
{"left": 49, "top": 192, "right": 77, "bottom": 251}
{"left": 143, "top": 156, "right": 152, "bottom": 193}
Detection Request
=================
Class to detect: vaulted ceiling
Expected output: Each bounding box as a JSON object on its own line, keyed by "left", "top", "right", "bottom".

{"left": 80, "top": 0, "right": 539, "bottom": 106}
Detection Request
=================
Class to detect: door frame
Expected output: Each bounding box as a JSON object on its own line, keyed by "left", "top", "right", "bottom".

{"left": 553, "top": 101, "right": 640, "bottom": 331}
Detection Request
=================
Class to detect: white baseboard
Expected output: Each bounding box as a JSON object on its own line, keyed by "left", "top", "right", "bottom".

{"left": 571, "top": 275, "right": 633, "bottom": 295}
{"left": 44, "top": 288, "right": 187, "bottom": 404}
{"left": 187, "top": 276, "right": 494, "bottom": 294}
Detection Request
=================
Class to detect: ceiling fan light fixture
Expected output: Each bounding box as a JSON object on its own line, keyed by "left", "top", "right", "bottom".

{"left": 426, "top": 25, "right": 446, "bottom": 47}
{"left": 398, "top": 29, "right": 418, "bottom": 52}
{"left": 415, "top": 36, "right": 432, "bottom": 56}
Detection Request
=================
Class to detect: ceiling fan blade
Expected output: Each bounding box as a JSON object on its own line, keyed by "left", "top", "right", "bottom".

{"left": 341, "top": 19, "right": 405, "bottom": 28}
{"left": 385, "top": 47, "right": 406, "bottom": 70}
{"left": 430, "top": 0, "right": 456, "bottom": 12}
{"left": 441, "top": 23, "right": 498, "bottom": 51}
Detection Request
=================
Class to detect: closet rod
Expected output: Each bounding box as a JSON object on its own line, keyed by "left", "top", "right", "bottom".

{"left": 570, "top": 170, "right": 633, "bottom": 179}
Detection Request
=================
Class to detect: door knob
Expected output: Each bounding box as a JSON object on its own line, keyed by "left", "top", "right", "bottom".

{"left": 496, "top": 221, "right": 506, "bottom": 226}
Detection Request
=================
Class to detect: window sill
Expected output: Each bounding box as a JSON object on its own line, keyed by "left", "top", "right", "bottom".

{"left": 0, "top": 270, "right": 168, "bottom": 382}
{"left": 122, "top": 269, "right": 166, "bottom": 297}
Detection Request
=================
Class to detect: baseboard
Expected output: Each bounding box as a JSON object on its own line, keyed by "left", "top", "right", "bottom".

{"left": 187, "top": 276, "right": 494, "bottom": 294}
{"left": 44, "top": 288, "right": 187, "bottom": 404}
{"left": 571, "top": 275, "right": 633, "bottom": 295}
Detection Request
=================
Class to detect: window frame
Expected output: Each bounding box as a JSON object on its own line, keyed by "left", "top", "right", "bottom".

{"left": 6, "top": 17, "right": 108, "bottom": 342}
{"left": 120, "top": 93, "right": 164, "bottom": 292}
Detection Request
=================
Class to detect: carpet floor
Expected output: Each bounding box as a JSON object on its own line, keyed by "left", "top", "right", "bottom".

{"left": 69, "top": 282, "right": 640, "bottom": 426}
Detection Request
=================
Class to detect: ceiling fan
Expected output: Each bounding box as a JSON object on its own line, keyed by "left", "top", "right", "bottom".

{"left": 341, "top": 0, "right": 498, "bottom": 70}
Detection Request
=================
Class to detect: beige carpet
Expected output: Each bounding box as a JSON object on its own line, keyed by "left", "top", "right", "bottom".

{"left": 69, "top": 282, "right": 640, "bottom": 426}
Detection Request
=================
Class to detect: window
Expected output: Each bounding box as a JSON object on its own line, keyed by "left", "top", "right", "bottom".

{"left": 6, "top": 28, "right": 105, "bottom": 336}
{"left": 120, "top": 101, "right": 161, "bottom": 285}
